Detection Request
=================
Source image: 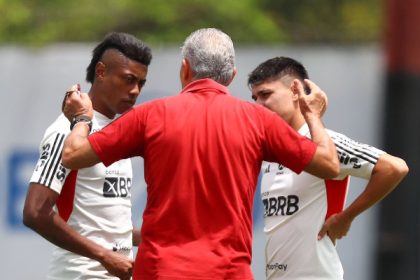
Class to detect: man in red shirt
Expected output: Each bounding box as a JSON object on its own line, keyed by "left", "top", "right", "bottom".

{"left": 61, "top": 28, "right": 339, "bottom": 280}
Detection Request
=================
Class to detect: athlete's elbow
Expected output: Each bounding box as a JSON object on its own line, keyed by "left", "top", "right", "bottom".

{"left": 374, "top": 155, "right": 409, "bottom": 186}
{"left": 391, "top": 158, "right": 409, "bottom": 181}
{"left": 22, "top": 207, "right": 34, "bottom": 229}
{"left": 320, "top": 152, "right": 340, "bottom": 178}
{"left": 323, "top": 160, "right": 340, "bottom": 178}
{"left": 315, "top": 144, "right": 340, "bottom": 178}
{"left": 319, "top": 154, "right": 340, "bottom": 178}
{"left": 330, "top": 156, "right": 340, "bottom": 177}
{"left": 305, "top": 156, "right": 340, "bottom": 179}
{"left": 22, "top": 203, "right": 42, "bottom": 231}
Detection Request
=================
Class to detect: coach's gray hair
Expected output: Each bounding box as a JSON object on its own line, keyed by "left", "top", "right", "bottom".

{"left": 181, "top": 28, "right": 235, "bottom": 86}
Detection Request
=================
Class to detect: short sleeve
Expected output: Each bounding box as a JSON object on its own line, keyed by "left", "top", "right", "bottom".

{"left": 330, "top": 131, "right": 385, "bottom": 180}
{"left": 30, "top": 130, "right": 70, "bottom": 194}
{"left": 89, "top": 105, "right": 146, "bottom": 167}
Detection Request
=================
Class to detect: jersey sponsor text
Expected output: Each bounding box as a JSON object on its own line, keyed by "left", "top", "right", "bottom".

{"left": 103, "top": 177, "right": 132, "bottom": 197}
{"left": 263, "top": 195, "right": 299, "bottom": 217}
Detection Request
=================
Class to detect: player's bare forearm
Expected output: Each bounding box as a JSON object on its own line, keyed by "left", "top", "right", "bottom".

{"left": 23, "top": 183, "right": 133, "bottom": 278}
{"left": 304, "top": 115, "right": 339, "bottom": 178}
{"left": 338, "top": 153, "right": 408, "bottom": 223}
{"left": 319, "top": 154, "right": 408, "bottom": 242}
{"left": 294, "top": 79, "right": 339, "bottom": 178}
{"left": 24, "top": 184, "right": 112, "bottom": 261}
{"left": 62, "top": 87, "right": 99, "bottom": 170}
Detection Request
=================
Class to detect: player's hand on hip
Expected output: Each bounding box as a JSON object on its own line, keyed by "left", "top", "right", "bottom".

{"left": 318, "top": 213, "right": 352, "bottom": 245}
{"left": 100, "top": 250, "right": 134, "bottom": 280}
{"left": 62, "top": 84, "right": 93, "bottom": 121}
{"left": 292, "top": 79, "right": 328, "bottom": 120}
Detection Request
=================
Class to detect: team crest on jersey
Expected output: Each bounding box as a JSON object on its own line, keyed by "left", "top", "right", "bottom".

{"left": 103, "top": 177, "right": 132, "bottom": 197}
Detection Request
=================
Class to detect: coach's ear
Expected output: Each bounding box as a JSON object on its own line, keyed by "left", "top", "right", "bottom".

{"left": 225, "top": 67, "right": 237, "bottom": 86}
{"left": 180, "top": 58, "right": 193, "bottom": 88}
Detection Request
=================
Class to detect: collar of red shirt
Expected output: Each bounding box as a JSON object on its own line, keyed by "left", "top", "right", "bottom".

{"left": 181, "top": 78, "right": 230, "bottom": 95}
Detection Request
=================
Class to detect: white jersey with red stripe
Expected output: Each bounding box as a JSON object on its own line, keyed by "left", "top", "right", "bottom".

{"left": 29, "top": 112, "right": 133, "bottom": 280}
{"left": 261, "top": 124, "right": 384, "bottom": 280}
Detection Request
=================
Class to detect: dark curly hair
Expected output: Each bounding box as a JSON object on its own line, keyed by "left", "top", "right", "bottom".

{"left": 86, "top": 32, "right": 152, "bottom": 83}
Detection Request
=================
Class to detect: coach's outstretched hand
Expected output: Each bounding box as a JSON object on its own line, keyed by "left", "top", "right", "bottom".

{"left": 62, "top": 84, "right": 93, "bottom": 121}
{"left": 292, "top": 79, "right": 328, "bottom": 119}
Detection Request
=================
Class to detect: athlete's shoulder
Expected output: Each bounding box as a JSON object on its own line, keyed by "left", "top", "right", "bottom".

{"left": 327, "top": 128, "right": 385, "bottom": 179}
{"left": 327, "top": 129, "right": 383, "bottom": 153}
{"left": 327, "top": 129, "right": 360, "bottom": 147}
{"left": 40, "top": 114, "right": 70, "bottom": 144}
{"left": 45, "top": 114, "right": 70, "bottom": 132}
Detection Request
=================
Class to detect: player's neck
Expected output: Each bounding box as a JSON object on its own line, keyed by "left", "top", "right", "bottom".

{"left": 88, "top": 88, "right": 116, "bottom": 119}
{"left": 290, "top": 113, "right": 306, "bottom": 131}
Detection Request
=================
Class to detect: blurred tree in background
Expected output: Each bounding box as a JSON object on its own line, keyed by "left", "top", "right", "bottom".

{"left": 0, "top": 0, "right": 381, "bottom": 46}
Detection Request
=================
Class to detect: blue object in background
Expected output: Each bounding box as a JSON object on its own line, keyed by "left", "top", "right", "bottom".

{"left": 7, "top": 150, "right": 38, "bottom": 230}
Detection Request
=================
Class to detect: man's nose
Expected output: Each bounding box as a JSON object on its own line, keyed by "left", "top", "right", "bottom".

{"left": 129, "top": 85, "right": 141, "bottom": 97}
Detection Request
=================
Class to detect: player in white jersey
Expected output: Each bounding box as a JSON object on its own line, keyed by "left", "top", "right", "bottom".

{"left": 248, "top": 57, "right": 408, "bottom": 279}
{"left": 23, "top": 32, "right": 152, "bottom": 280}
{"left": 32, "top": 112, "right": 133, "bottom": 279}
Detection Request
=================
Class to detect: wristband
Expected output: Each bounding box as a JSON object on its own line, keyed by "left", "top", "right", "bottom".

{"left": 70, "top": 115, "right": 93, "bottom": 132}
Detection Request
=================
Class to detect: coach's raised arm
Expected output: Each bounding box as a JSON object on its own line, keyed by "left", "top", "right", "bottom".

{"left": 62, "top": 88, "right": 101, "bottom": 170}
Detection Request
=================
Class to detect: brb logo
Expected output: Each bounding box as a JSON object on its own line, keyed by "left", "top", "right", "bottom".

{"left": 262, "top": 195, "right": 299, "bottom": 217}
{"left": 103, "top": 177, "right": 132, "bottom": 197}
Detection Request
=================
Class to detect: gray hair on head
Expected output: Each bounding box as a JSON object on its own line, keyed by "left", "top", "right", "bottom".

{"left": 181, "top": 28, "right": 235, "bottom": 86}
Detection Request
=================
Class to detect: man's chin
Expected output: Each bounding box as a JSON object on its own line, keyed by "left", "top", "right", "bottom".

{"left": 119, "top": 103, "right": 135, "bottom": 114}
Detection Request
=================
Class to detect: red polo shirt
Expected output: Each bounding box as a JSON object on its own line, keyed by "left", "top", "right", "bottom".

{"left": 89, "top": 79, "right": 316, "bottom": 279}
